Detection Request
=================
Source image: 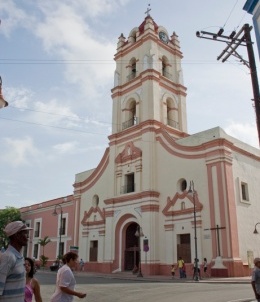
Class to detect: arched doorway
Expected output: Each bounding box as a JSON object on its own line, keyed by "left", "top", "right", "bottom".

{"left": 124, "top": 222, "right": 139, "bottom": 271}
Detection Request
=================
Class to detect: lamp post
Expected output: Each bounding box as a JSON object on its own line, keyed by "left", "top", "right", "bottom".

{"left": 253, "top": 222, "right": 260, "bottom": 234}
{"left": 188, "top": 180, "right": 199, "bottom": 281}
{"left": 135, "top": 225, "right": 144, "bottom": 277}
{"left": 0, "top": 77, "right": 8, "bottom": 109}
{"left": 52, "top": 204, "right": 63, "bottom": 258}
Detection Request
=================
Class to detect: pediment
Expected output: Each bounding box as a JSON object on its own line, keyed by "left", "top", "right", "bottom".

{"left": 81, "top": 206, "right": 105, "bottom": 226}
{"left": 115, "top": 142, "right": 142, "bottom": 164}
{"left": 162, "top": 191, "right": 203, "bottom": 217}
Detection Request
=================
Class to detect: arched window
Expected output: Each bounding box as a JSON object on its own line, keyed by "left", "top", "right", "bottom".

{"left": 128, "top": 58, "right": 137, "bottom": 81}
{"left": 130, "top": 101, "right": 137, "bottom": 125}
{"left": 177, "top": 178, "right": 187, "bottom": 192}
{"left": 92, "top": 195, "right": 99, "bottom": 207}
{"left": 122, "top": 99, "right": 137, "bottom": 130}
{"left": 166, "top": 98, "right": 179, "bottom": 129}
{"left": 129, "top": 29, "right": 138, "bottom": 43}
{"left": 161, "top": 56, "right": 171, "bottom": 79}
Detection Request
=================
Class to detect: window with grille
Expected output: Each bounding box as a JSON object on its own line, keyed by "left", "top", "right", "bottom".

{"left": 34, "top": 221, "right": 40, "bottom": 237}
{"left": 241, "top": 182, "right": 249, "bottom": 201}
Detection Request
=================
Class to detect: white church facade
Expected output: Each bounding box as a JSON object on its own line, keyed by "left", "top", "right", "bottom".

{"left": 20, "top": 13, "right": 260, "bottom": 277}
{"left": 73, "top": 14, "right": 260, "bottom": 277}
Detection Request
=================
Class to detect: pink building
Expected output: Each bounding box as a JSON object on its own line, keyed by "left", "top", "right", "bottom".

{"left": 20, "top": 195, "right": 80, "bottom": 266}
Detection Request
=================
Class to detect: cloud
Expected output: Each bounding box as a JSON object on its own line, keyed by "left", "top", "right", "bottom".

{"left": 2, "top": 136, "right": 40, "bottom": 167}
{"left": 32, "top": 98, "right": 80, "bottom": 128}
{"left": 33, "top": 3, "right": 116, "bottom": 106}
{"left": 6, "top": 86, "right": 34, "bottom": 108}
{"left": 224, "top": 121, "right": 258, "bottom": 148}
{"left": 0, "top": 0, "right": 34, "bottom": 36}
{"left": 53, "top": 141, "right": 79, "bottom": 154}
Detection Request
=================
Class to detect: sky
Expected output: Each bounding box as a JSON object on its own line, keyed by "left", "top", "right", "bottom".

{"left": 0, "top": 0, "right": 259, "bottom": 208}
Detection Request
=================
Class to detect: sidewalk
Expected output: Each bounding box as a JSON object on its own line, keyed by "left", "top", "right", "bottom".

{"left": 73, "top": 270, "right": 252, "bottom": 284}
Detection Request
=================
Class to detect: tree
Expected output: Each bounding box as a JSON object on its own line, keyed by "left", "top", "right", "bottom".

{"left": 38, "top": 236, "right": 51, "bottom": 267}
{"left": 0, "top": 207, "right": 22, "bottom": 249}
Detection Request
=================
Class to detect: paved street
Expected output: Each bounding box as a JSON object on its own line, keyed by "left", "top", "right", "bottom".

{"left": 35, "top": 271, "right": 255, "bottom": 302}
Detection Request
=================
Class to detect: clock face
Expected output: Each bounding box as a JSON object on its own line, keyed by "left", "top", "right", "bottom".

{"left": 159, "top": 31, "right": 169, "bottom": 44}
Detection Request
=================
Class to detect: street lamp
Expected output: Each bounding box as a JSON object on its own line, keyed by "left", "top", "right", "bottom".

{"left": 0, "top": 77, "right": 8, "bottom": 109}
{"left": 52, "top": 204, "right": 63, "bottom": 258}
{"left": 135, "top": 225, "right": 144, "bottom": 277}
{"left": 253, "top": 222, "right": 260, "bottom": 234}
{"left": 188, "top": 180, "right": 199, "bottom": 281}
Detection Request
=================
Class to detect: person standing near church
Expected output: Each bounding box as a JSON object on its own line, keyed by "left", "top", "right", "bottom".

{"left": 79, "top": 259, "right": 85, "bottom": 271}
{"left": 0, "top": 221, "right": 33, "bottom": 302}
{"left": 177, "top": 257, "right": 185, "bottom": 278}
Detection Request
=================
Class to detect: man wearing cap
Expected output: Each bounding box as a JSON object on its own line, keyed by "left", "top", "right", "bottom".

{"left": 0, "top": 221, "right": 33, "bottom": 302}
{"left": 251, "top": 257, "right": 260, "bottom": 302}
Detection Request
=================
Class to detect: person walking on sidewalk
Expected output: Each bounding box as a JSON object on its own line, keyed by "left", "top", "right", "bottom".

{"left": 50, "top": 252, "right": 87, "bottom": 302}
{"left": 203, "top": 257, "right": 210, "bottom": 278}
{"left": 251, "top": 257, "right": 260, "bottom": 302}
{"left": 79, "top": 259, "right": 85, "bottom": 271}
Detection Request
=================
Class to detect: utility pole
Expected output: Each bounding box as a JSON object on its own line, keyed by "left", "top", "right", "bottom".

{"left": 196, "top": 24, "right": 260, "bottom": 146}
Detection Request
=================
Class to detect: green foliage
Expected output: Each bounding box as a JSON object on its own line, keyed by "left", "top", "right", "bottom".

{"left": 38, "top": 236, "right": 51, "bottom": 259}
{"left": 39, "top": 255, "right": 49, "bottom": 267}
{"left": 0, "top": 207, "right": 22, "bottom": 248}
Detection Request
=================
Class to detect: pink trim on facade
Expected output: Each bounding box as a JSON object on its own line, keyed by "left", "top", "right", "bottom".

{"left": 104, "top": 190, "right": 160, "bottom": 205}
{"left": 162, "top": 191, "right": 203, "bottom": 217}
{"left": 74, "top": 149, "right": 109, "bottom": 194}
{"left": 207, "top": 163, "right": 218, "bottom": 258}
{"left": 108, "top": 121, "right": 187, "bottom": 146}
{"left": 81, "top": 206, "right": 105, "bottom": 225}
{"left": 105, "top": 210, "right": 114, "bottom": 217}
{"left": 115, "top": 141, "right": 142, "bottom": 164}
{"left": 216, "top": 163, "right": 229, "bottom": 257}
{"left": 20, "top": 195, "right": 74, "bottom": 213}
{"left": 111, "top": 70, "right": 186, "bottom": 98}
{"left": 141, "top": 204, "right": 159, "bottom": 212}
{"left": 222, "top": 161, "right": 240, "bottom": 258}
{"left": 164, "top": 224, "right": 174, "bottom": 231}
{"left": 114, "top": 214, "right": 136, "bottom": 272}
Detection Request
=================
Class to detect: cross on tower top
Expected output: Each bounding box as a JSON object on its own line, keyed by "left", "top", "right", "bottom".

{"left": 145, "top": 4, "right": 151, "bottom": 17}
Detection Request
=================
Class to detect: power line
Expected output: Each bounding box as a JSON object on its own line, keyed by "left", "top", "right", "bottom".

{"left": 0, "top": 116, "right": 109, "bottom": 136}
{"left": 7, "top": 104, "right": 116, "bottom": 126}
{"left": 196, "top": 24, "right": 260, "bottom": 146}
{"left": 222, "top": 0, "right": 239, "bottom": 28}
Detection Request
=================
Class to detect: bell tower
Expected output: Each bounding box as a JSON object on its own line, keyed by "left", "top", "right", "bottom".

{"left": 111, "top": 13, "right": 187, "bottom": 137}
{"left": 108, "top": 12, "right": 188, "bottom": 200}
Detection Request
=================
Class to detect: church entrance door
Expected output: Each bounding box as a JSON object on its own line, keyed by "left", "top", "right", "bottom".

{"left": 124, "top": 222, "right": 139, "bottom": 271}
{"left": 177, "top": 233, "right": 191, "bottom": 263}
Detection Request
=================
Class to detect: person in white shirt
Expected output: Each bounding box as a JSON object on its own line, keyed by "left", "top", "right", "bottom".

{"left": 50, "top": 252, "right": 87, "bottom": 302}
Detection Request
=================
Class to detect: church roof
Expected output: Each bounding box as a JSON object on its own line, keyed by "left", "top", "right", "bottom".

{"left": 138, "top": 15, "right": 159, "bottom": 35}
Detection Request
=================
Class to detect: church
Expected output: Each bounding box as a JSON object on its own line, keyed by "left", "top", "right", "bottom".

{"left": 73, "top": 12, "right": 260, "bottom": 276}
{"left": 21, "top": 12, "right": 260, "bottom": 277}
